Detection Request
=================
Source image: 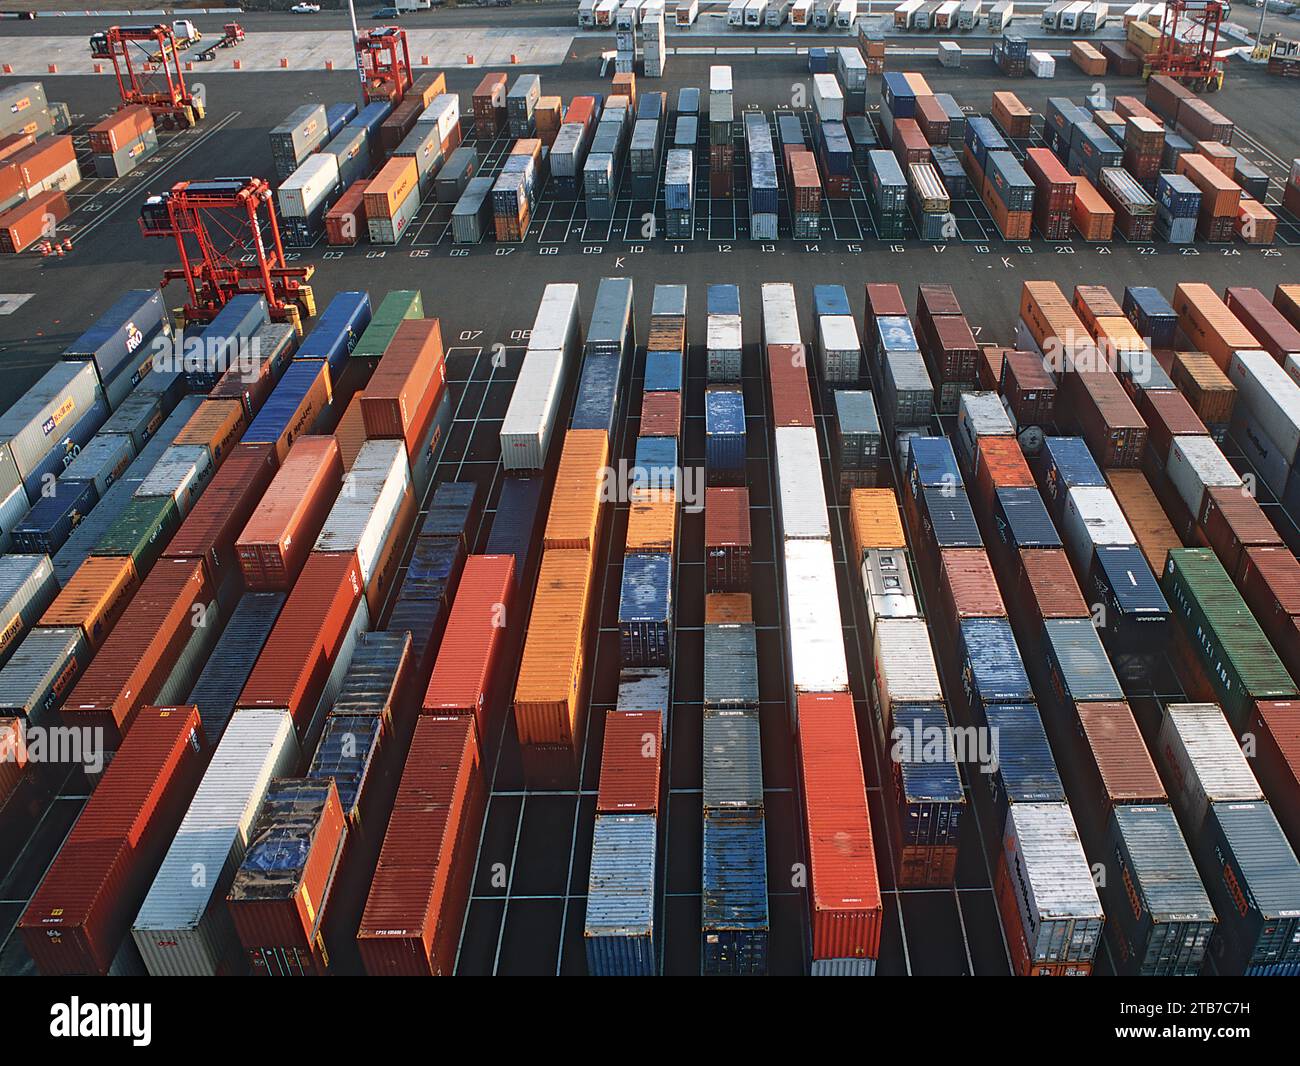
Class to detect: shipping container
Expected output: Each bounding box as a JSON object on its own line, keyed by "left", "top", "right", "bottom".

{"left": 705, "top": 486, "right": 752, "bottom": 592}
{"left": 1156, "top": 702, "right": 1262, "bottom": 832}
{"left": 784, "top": 540, "right": 850, "bottom": 707}
{"left": 702, "top": 808, "right": 769, "bottom": 976}
{"left": 585, "top": 812, "right": 657, "bottom": 976}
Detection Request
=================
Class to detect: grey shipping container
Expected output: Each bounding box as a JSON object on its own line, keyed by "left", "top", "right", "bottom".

{"left": 0, "top": 554, "right": 58, "bottom": 669}
{"left": 0, "top": 625, "right": 89, "bottom": 724}
{"left": 703, "top": 706, "right": 763, "bottom": 808}
{"left": 881, "top": 350, "right": 934, "bottom": 432}
{"left": 61, "top": 433, "right": 135, "bottom": 498}
{"left": 834, "top": 390, "right": 881, "bottom": 470}
{"left": 585, "top": 813, "right": 657, "bottom": 976}
{"left": 436, "top": 146, "right": 478, "bottom": 202}
{"left": 0, "top": 360, "right": 104, "bottom": 504}
{"left": 617, "top": 666, "right": 671, "bottom": 718}
{"left": 451, "top": 176, "right": 494, "bottom": 245}
{"left": 703, "top": 622, "right": 759, "bottom": 709}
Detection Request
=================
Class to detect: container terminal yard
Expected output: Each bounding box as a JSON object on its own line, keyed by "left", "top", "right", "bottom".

{"left": 0, "top": 1, "right": 1298, "bottom": 999}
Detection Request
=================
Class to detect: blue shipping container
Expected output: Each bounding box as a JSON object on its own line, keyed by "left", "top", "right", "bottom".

{"left": 11, "top": 477, "right": 98, "bottom": 555}
{"left": 992, "top": 486, "right": 1062, "bottom": 551}
{"left": 1086, "top": 544, "right": 1169, "bottom": 654}
{"left": 634, "top": 436, "right": 678, "bottom": 496}
{"left": 572, "top": 353, "right": 624, "bottom": 439}
{"left": 485, "top": 476, "right": 544, "bottom": 584}
{"left": 185, "top": 591, "right": 285, "bottom": 743}
{"left": 62, "top": 288, "right": 169, "bottom": 389}
{"left": 891, "top": 701, "right": 964, "bottom": 847}
{"left": 708, "top": 284, "right": 740, "bottom": 317}
{"left": 1041, "top": 617, "right": 1125, "bottom": 704}
{"left": 241, "top": 359, "right": 326, "bottom": 450}
{"left": 644, "top": 350, "right": 683, "bottom": 393}
{"left": 907, "top": 434, "right": 961, "bottom": 492}
{"left": 619, "top": 553, "right": 672, "bottom": 667}
{"left": 814, "top": 284, "right": 852, "bottom": 319}
{"left": 1122, "top": 286, "right": 1179, "bottom": 351}
{"left": 1034, "top": 436, "right": 1106, "bottom": 518}
{"left": 702, "top": 808, "right": 770, "bottom": 976}
{"left": 979, "top": 701, "right": 1065, "bottom": 834}
{"left": 705, "top": 387, "right": 746, "bottom": 485}
{"left": 921, "top": 484, "right": 982, "bottom": 549}
{"left": 297, "top": 291, "right": 372, "bottom": 374}
{"left": 960, "top": 616, "right": 1034, "bottom": 712}
{"left": 585, "top": 813, "right": 657, "bottom": 976}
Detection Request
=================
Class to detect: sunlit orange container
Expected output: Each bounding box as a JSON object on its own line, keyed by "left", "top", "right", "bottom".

{"left": 1235, "top": 199, "right": 1277, "bottom": 246}
{"left": 1072, "top": 177, "right": 1116, "bottom": 241}
{"left": 1171, "top": 282, "right": 1257, "bottom": 369}
{"left": 1019, "top": 281, "right": 1090, "bottom": 355}
{"left": 333, "top": 392, "right": 367, "bottom": 473}
{"left": 1196, "top": 140, "right": 1236, "bottom": 176}
{"left": 40, "top": 556, "right": 139, "bottom": 652}
{"left": 849, "top": 488, "right": 906, "bottom": 562}
{"left": 1073, "top": 285, "right": 1123, "bottom": 336}
{"left": 704, "top": 592, "right": 753, "bottom": 624}
{"left": 974, "top": 434, "right": 1034, "bottom": 515}
{"left": 363, "top": 156, "right": 419, "bottom": 219}
{"left": 173, "top": 398, "right": 248, "bottom": 466}
{"left": 1276, "top": 284, "right": 1300, "bottom": 332}
{"left": 1105, "top": 469, "right": 1183, "bottom": 573}
{"left": 626, "top": 499, "right": 675, "bottom": 555}
{"left": 513, "top": 550, "right": 594, "bottom": 746}
{"left": 542, "top": 430, "right": 609, "bottom": 551}
{"left": 1171, "top": 351, "right": 1236, "bottom": 426}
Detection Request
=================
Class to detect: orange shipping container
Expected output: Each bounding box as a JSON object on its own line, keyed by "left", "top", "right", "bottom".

{"left": 334, "top": 393, "right": 367, "bottom": 473}
{"left": 12, "top": 135, "right": 76, "bottom": 191}
{"left": 1019, "top": 281, "right": 1091, "bottom": 357}
{"left": 1070, "top": 40, "right": 1107, "bottom": 76}
{"left": 626, "top": 499, "right": 676, "bottom": 554}
{"left": 991, "top": 92, "right": 1032, "bottom": 138}
{"left": 1276, "top": 284, "right": 1300, "bottom": 332}
{"left": 983, "top": 177, "right": 1032, "bottom": 240}
{"left": 1171, "top": 351, "right": 1236, "bottom": 426}
{"left": 39, "top": 556, "right": 139, "bottom": 652}
{"left": 903, "top": 72, "right": 932, "bottom": 96}
{"left": 1171, "top": 283, "right": 1257, "bottom": 370}
{"left": 0, "top": 189, "right": 69, "bottom": 253}
{"left": 704, "top": 592, "right": 753, "bottom": 625}
{"left": 513, "top": 549, "right": 594, "bottom": 746}
{"left": 542, "top": 430, "right": 610, "bottom": 551}
{"left": 363, "top": 156, "right": 419, "bottom": 219}
{"left": 1072, "top": 176, "right": 1115, "bottom": 241}
{"left": 612, "top": 72, "right": 637, "bottom": 109}
{"left": 173, "top": 398, "right": 247, "bottom": 466}
{"left": 849, "top": 488, "right": 906, "bottom": 562}
{"left": 1175, "top": 153, "right": 1240, "bottom": 216}
{"left": 1073, "top": 285, "right": 1123, "bottom": 336}
{"left": 362, "top": 318, "right": 446, "bottom": 445}
{"left": 87, "top": 104, "right": 153, "bottom": 155}
{"left": 1105, "top": 470, "right": 1183, "bottom": 573}
{"left": 1196, "top": 140, "right": 1236, "bottom": 176}
{"left": 0, "top": 134, "right": 35, "bottom": 163}
{"left": 1235, "top": 200, "right": 1277, "bottom": 246}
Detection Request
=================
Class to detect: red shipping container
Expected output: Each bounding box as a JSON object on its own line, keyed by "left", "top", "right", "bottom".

{"left": 18, "top": 705, "right": 205, "bottom": 975}
{"left": 979, "top": 346, "right": 1006, "bottom": 391}
{"left": 1072, "top": 285, "right": 1124, "bottom": 337}
{"left": 705, "top": 485, "right": 752, "bottom": 593}
{"left": 921, "top": 314, "right": 979, "bottom": 383}
{"left": 918, "top": 283, "right": 962, "bottom": 320}
{"left": 639, "top": 391, "right": 681, "bottom": 438}
{"left": 596, "top": 709, "right": 663, "bottom": 814}
{"left": 999, "top": 349, "right": 1057, "bottom": 427}
{"left": 797, "top": 691, "right": 881, "bottom": 966}
{"left": 1224, "top": 286, "right": 1300, "bottom": 363}
{"left": 1245, "top": 701, "right": 1300, "bottom": 851}
{"left": 975, "top": 434, "right": 1034, "bottom": 516}
{"left": 0, "top": 133, "right": 35, "bottom": 162}
{"left": 325, "top": 180, "right": 370, "bottom": 247}
{"left": 1024, "top": 147, "right": 1076, "bottom": 213}
{"left": 767, "top": 344, "right": 815, "bottom": 428}
{"left": 0, "top": 160, "right": 22, "bottom": 212}
{"left": 915, "top": 95, "right": 950, "bottom": 145}
{"left": 1114, "top": 96, "right": 1161, "bottom": 125}
{"left": 472, "top": 72, "right": 508, "bottom": 134}
{"left": 64, "top": 559, "right": 211, "bottom": 746}
{"left": 0, "top": 189, "right": 69, "bottom": 253}
{"left": 421, "top": 554, "right": 516, "bottom": 741}
{"left": 357, "top": 715, "right": 484, "bottom": 975}
{"left": 12, "top": 134, "right": 75, "bottom": 191}
{"left": 237, "top": 436, "right": 343, "bottom": 591}
{"left": 1073, "top": 701, "right": 1167, "bottom": 820}
{"left": 1015, "top": 548, "right": 1090, "bottom": 631}
{"left": 789, "top": 150, "right": 822, "bottom": 214}
{"left": 361, "top": 318, "right": 446, "bottom": 445}
{"left": 1198, "top": 485, "right": 1282, "bottom": 580}
{"left": 227, "top": 778, "right": 347, "bottom": 977}
{"left": 866, "top": 283, "right": 907, "bottom": 319}
{"left": 938, "top": 549, "right": 1006, "bottom": 643}
{"left": 235, "top": 551, "right": 363, "bottom": 738}
{"left": 88, "top": 104, "right": 153, "bottom": 154}
{"left": 1238, "top": 546, "right": 1300, "bottom": 656}
{"left": 1063, "top": 369, "right": 1148, "bottom": 468}
{"left": 892, "top": 118, "right": 930, "bottom": 165}
{"left": 1137, "top": 387, "right": 1208, "bottom": 465}
{"left": 164, "top": 443, "right": 279, "bottom": 588}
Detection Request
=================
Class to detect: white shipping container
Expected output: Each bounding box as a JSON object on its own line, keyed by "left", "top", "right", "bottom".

{"left": 728, "top": 0, "right": 747, "bottom": 24}
{"left": 418, "top": 94, "right": 461, "bottom": 145}
{"left": 1227, "top": 350, "right": 1300, "bottom": 466}
{"left": 818, "top": 315, "right": 862, "bottom": 384}
{"left": 938, "top": 41, "right": 963, "bottom": 69}
{"left": 527, "top": 283, "right": 581, "bottom": 353}
{"left": 316, "top": 439, "right": 411, "bottom": 582}
{"left": 783, "top": 538, "right": 849, "bottom": 717}
{"left": 134, "top": 444, "right": 213, "bottom": 518}
{"left": 872, "top": 616, "right": 943, "bottom": 729}
{"left": 813, "top": 74, "right": 845, "bottom": 123}
{"left": 132, "top": 708, "right": 300, "bottom": 976}
{"left": 1156, "top": 703, "right": 1263, "bottom": 832}
{"left": 775, "top": 427, "right": 831, "bottom": 539}
{"left": 709, "top": 66, "right": 734, "bottom": 123}
{"left": 707, "top": 314, "right": 744, "bottom": 382}
{"left": 276, "top": 154, "right": 340, "bottom": 219}
{"left": 1002, "top": 803, "right": 1104, "bottom": 968}
{"left": 1029, "top": 51, "right": 1056, "bottom": 77}
{"left": 761, "top": 283, "right": 801, "bottom": 346}
{"left": 0, "top": 553, "right": 57, "bottom": 667}
{"left": 744, "top": 0, "right": 768, "bottom": 24}
{"left": 25, "top": 159, "right": 80, "bottom": 198}
{"left": 1061, "top": 485, "right": 1135, "bottom": 572}
{"left": 501, "top": 348, "right": 566, "bottom": 471}
{"left": 834, "top": 0, "right": 858, "bottom": 25}
{"left": 1165, "top": 435, "right": 1241, "bottom": 516}
{"left": 956, "top": 391, "right": 1015, "bottom": 471}
{"left": 861, "top": 548, "right": 921, "bottom": 631}
{"left": 677, "top": 0, "right": 699, "bottom": 23}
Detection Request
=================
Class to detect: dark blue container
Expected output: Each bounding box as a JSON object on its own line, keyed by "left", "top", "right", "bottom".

{"left": 707, "top": 284, "right": 740, "bottom": 317}
{"left": 485, "top": 476, "right": 544, "bottom": 584}
{"left": 778, "top": 112, "right": 806, "bottom": 149}
{"left": 386, "top": 587, "right": 455, "bottom": 678}
{"left": 705, "top": 387, "right": 746, "bottom": 486}
{"left": 296, "top": 290, "right": 372, "bottom": 375}
{"left": 241, "top": 359, "right": 325, "bottom": 449}
{"left": 403, "top": 536, "right": 467, "bottom": 597}
{"left": 882, "top": 71, "right": 917, "bottom": 118}
{"left": 891, "top": 701, "right": 964, "bottom": 847}
{"left": 1034, "top": 436, "right": 1106, "bottom": 519}
{"left": 572, "top": 353, "right": 624, "bottom": 439}
{"left": 1155, "top": 173, "right": 1201, "bottom": 219}
{"left": 809, "top": 47, "right": 832, "bottom": 73}
{"left": 1086, "top": 544, "right": 1169, "bottom": 654}
{"left": 619, "top": 553, "right": 672, "bottom": 667}
{"left": 1041, "top": 617, "right": 1124, "bottom": 705}
{"left": 930, "top": 145, "right": 967, "bottom": 199}
{"left": 980, "top": 701, "right": 1065, "bottom": 831}
{"left": 701, "top": 808, "right": 770, "bottom": 976}
{"left": 964, "top": 116, "right": 1008, "bottom": 171}
{"left": 985, "top": 151, "right": 1035, "bottom": 212}
{"left": 992, "top": 486, "right": 1061, "bottom": 551}
{"left": 922, "top": 484, "right": 982, "bottom": 549}
{"left": 1161, "top": 131, "right": 1193, "bottom": 171}
{"left": 906, "top": 434, "right": 961, "bottom": 491}
{"left": 62, "top": 288, "right": 168, "bottom": 390}
{"left": 959, "top": 617, "right": 1034, "bottom": 714}
{"left": 309, "top": 713, "right": 382, "bottom": 820}
{"left": 326, "top": 101, "right": 359, "bottom": 138}
{"left": 185, "top": 591, "right": 285, "bottom": 743}
{"left": 845, "top": 115, "right": 877, "bottom": 164}
{"left": 637, "top": 93, "right": 665, "bottom": 122}
{"left": 634, "top": 435, "right": 678, "bottom": 497}
{"left": 814, "top": 284, "right": 852, "bottom": 319}
{"left": 419, "top": 481, "right": 480, "bottom": 546}
{"left": 188, "top": 294, "right": 268, "bottom": 390}
{"left": 819, "top": 122, "right": 853, "bottom": 176}
{"left": 644, "top": 350, "right": 683, "bottom": 393}
{"left": 677, "top": 87, "right": 700, "bottom": 114}
{"left": 1122, "top": 286, "right": 1179, "bottom": 351}
{"left": 11, "top": 477, "right": 98, "bottom": 554}
{"left": 1196, "top": 801, "right": 1300, "bottom": 977}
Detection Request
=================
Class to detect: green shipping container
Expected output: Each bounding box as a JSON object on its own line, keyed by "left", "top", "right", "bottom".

{"left": 351, "top": 289, "right": 423, "bottom": 360}
{"left": 1160, "top": 548, "right": 1297, "bottom": 729}
{"left": 90, "top": 495, "right": 179, "bottom": 575}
